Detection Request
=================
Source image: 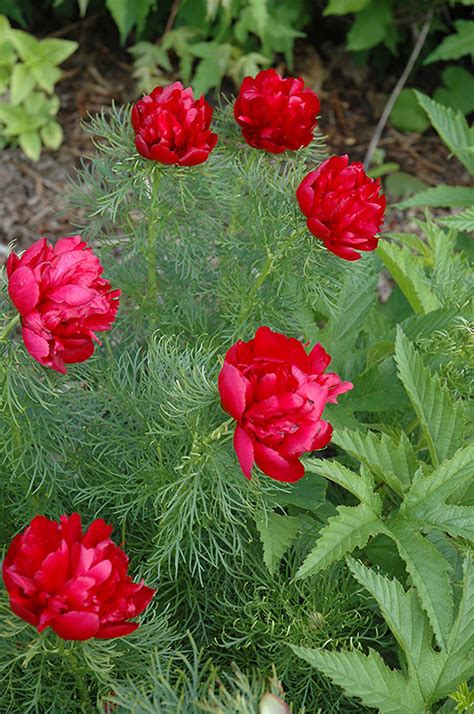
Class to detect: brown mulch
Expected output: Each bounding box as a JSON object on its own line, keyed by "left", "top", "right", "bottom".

{"left": 0, "top": 26, "right": 471, "bottom": 262}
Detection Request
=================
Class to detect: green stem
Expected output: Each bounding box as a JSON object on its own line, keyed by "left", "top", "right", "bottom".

{"left": 0, "top": 313, "right": 20, "bottom": 342}
{"left": 147, "top": 171, "right": 162, "bottom": 299}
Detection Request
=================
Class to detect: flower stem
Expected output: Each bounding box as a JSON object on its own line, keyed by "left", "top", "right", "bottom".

{"left": 0, "top": 313, "right": 20, "bottom": 342}
{"left": 147, "top": 171, "right": 162, "bottom": 299}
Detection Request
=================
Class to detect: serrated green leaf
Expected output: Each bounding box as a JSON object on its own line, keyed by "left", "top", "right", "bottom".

{"left": 303, "top": 457, "right": 380, "bottom": 507}
{"left": 296, "top": 502, "right": 383, "bottom": 579}
{"left": 320, "top": 260, "right": 377, "bottom": 370}
{"left": 9, "top": 62, "right": 35, "bottom": 105}
{"left": 256, "top": 512, "right": 300, "bottom": 574}
{"left": 448, "top": 557, "right": 474, "bottom": 656}
{"left": 269, "top": 472, "right": 327, "bottom": 511}
{"left": 345, "top": 357, "right": 408, "bottom": 412}
{"left": 424, "top": 20, "right": 474, "bottom": 64}
{"left": 191, "top": 43, "right": 233, "bottom": 96}
{"left": 398, "top": 185, "right": 474, "bottom": 209}
{"left": 333, "top": 429, "right": 417, "bottom": 493}
{"left": 400, "top": 309, "right": 458, "bottom": 342}
{"left": 394, "top": 328, "right": 465, "bottom": 466}
{"left": 410, "top": 503, "right": 474, "bottom": 540}
{"left": 35, "top": 38, "right": 78, "bottom": 66}
{"left": 323, "top": 0, "right": 371, "bottom": 15}
{"left": 291, "top": 644, "right": 424, "bottom": 713}
{"left": 388, "top": 519, "right": 454, "bottom": 648}
{"left": 18, "top": 129, "right": 41, "bottom": 161}
{"left": 347, "top": 558, "right": 433, "bottom": 674}
{"left": 404, "top": 446, "right": 474, "bottom": 510}
{"left": 377, "top": 241, "right": 441, "bottom": 314}
{"left": 40, "top": 121, "right": 63, "bottom": 150}
{"left": 415, "top": 91, "right": 474, "bottom": 176}
{"left": 249, "top": 0, "right": 268, "bottom": 40}
{"left": 438, "top": 206, "right": 474, "bottom": 232}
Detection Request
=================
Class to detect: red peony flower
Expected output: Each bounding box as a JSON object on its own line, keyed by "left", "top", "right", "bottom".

{"left": 131, "top": 82, "right": 218, "bottom": 166}
{"left": 233, "top": 69, "right": 320, "bottom": 153}
{"left": 7, "top": 236, "right": 120, "bottom": 374}
{"left": 2, "top": 513, "right": 155, "bottom": 641}
{"left": 218, "top": 326, "right": 352, "bottom": 483}
{"left": 296, "top": 155, "right": 386, "bottom": 261}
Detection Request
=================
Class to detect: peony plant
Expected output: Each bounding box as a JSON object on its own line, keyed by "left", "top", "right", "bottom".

{"left": 1, "top": 69, "right": 472, "bottom": 713}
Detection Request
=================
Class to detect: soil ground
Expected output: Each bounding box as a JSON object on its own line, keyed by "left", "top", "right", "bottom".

{"left": 0, "top": 17, "right": 471, "bottom": 261}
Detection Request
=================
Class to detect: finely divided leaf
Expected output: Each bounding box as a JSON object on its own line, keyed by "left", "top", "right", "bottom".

{"left": 291, "top": 645, "right": 424, "bottom": 714}
{"left": 296, "top": 502, "right": 383, "bottom": 579}
{"left": 256, "top": 512, "right": 300, "bottom": 574}
{"left": 395, "top": 328, "right": 465, "bottom": 466}
{"left": 388, "top": 519, "right": 454, "bottom": 648}
{"left": 333, "top": 429, "right": 417, "bottom": 493}
{"left": 303, "top": 458, "right": 380, "bottom": 507}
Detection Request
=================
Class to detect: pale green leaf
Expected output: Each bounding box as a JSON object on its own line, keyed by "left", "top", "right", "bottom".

{"left": 347, "top": 558, "right": 433, "bottom": 673}
{"left": 409, "top": 503, "right": 474, "bottom": 540}
{"left": 424, "top": 20, "right": 474, "bottom": 64}
{"left": 296, "top": 502, "right": 383, "bottom": 579}
{"left": 18, "top": 129, "right": 41, "bottom": 161}
{"left": 332, "top": 429, "right": 417, "bottom": 493}
{"left": 191, "top": 43, "right": 233, "bottom": 96}
{"left": 303, "top": 457, "right": 380, "bottom": 507}
{"left": 35, "top": 38, "right": 78, "bottom": 66}
{"left": 40, "top": 121, "right": 63, "bottom": 150}
{"left": 388, "top": 519, "right": 454, "bottom": 648}
{"left": 249, "top": 0, "right": 268, "bottom": 40}
{"left": 398, "top": 185, "right": 474, "bottom": 209}
{"left": 377, "top": 241, "right": 441, "bottom": 314}
{"left": 394, "top": 328, "right": 465, "bottom": 466}
{"left": 78, "top": 0, "right": 90, "bottom": 17}
{"left": 10, "top": 29, "right": 39, "bottom": 62}
{"left": 9, "top": 62, "right": 35, "bottom": 105}
{"left": 323, "top": 0, "right": 371, "bottom": 15}
{"left": 438, "top": 206, "right": 474, "bottom": 232}
{"left": 415, "top": 91, "right": 474, "bottom": 176}
{"left": 256, "top": 512, "right": 300, "bottom": 574}
{"left": 31, "top": 63, "right": 62, "bottom": 93}
{"left": 291, "top": 645, "right": 424, "bottom": 713}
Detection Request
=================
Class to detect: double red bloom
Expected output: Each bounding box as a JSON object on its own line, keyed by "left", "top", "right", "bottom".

{"left": 2, "top": 513, "right": 155, "bottom": 641}
{"left": 218, "top": 327, "right": 352, "bottom": 483}
{"left": 7, "top": 236, "right": 120, "bottom": 374}
{"left": 297, "top": 155, "right": 386, "bottom": 261}
{"left": 132, "top": 82, "right": 218, "bottom": 166}
{"left": 234, "top": 69, "right": 320, "bottom": 153}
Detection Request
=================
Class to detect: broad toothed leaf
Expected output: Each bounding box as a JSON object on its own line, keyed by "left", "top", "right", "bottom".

{"left": 296, "top": 502, "right": 383, "bottom": 579}
{"left": 395, "top": 328, "right": 465, "bottom": 466}
{"left": 291, "top": 645, "right": 424, "bottom": 713}
{"left": 256, "top": 512, "right": 300, "bottom": 575}
{"left": 303, "top": 458, "right": 379, "bottom": 507}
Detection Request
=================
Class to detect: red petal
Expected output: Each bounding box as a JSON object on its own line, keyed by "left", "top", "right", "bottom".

{"left": 51, "top": 611, "right": 100, "bottom": 640}
{"left": 95, "top": 622, "right": 139, "bottom": 639}
{"left": 233, "top": 425, "right": 254, "bottom": 479}
{"left": 253, "top": 442, "right": 305, "bottom": 483}
{"left": 218, "top": 361, "right": 248, "bottom": 421}
{"left": 8, "top": 266, "right": 39, "bottom": 315}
